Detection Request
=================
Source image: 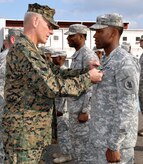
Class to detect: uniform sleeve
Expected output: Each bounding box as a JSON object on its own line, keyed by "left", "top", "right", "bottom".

{"left": 81, "top": 51, "right": 99, "bottom": 113}
{"left": 81, "top": 86, "right": 93, "bottom": 113}
{"left": 108, "top": 58, "right": 140, "bottom": 151}
{"left": 59, "top": 67, "right": 89, "bottom": 78}
{"left": 14, "top": 48, "right": 92, "bottom": 98}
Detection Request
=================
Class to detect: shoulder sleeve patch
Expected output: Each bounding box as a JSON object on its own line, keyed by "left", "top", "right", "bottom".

{"left": 124, "top": 77, "right": 135, "bottom": 90}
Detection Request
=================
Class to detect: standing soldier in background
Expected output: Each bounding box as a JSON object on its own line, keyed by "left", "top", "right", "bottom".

{"left": 2, "top": 3, "right": 103, "bottom": 164}
{"left": 0, "top": 37, "right": 9, "bottom": 52}
{"left": 121, "top": 42, "right": 131, "bottom": 53}
{"left": 0, "top": 28, "right": 21, "bottom": 164}
{"left": 40, "top": 46, "right": 54, "bottom": 62}
{"left": 65, "top": 24, "right": 99, "bottom": 164}
{"left": 51, "top": 51, "right": 72, "bottom": 163}
{"left": 138, "top": 35, "right": 143, "bottom": 136}
{"left": 89, "top": 13, "right": 140, "bottom": 164}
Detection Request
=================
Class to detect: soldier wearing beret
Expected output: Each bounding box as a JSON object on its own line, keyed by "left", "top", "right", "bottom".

{"left": 89, "top": 13, "right": 140, "bottom": 163}
{"left": 2, "top": 3, "right": 103, "bottom": 163}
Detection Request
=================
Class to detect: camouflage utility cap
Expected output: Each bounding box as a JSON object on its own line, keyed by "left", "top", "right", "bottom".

{"left": 90, "top": 13, "right": 123, "bottom": 30}
{"left": 51, "top": 50, "right": 67, "bottom": 57}
{"left": 65, "top": 24, "right": 88, "bottom": 35}
{"left": 27, "top": 3, "right": 59, "bottom": 29}
{"left": 140, "top": 35, "right": 143, "bottom": 41}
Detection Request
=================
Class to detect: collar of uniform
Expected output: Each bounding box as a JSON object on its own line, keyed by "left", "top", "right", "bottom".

{"left": 71, "top": 44, "right": 86, "bottom": 59}
{"left": 21, "top": 33, "right": 39, "bottom": 51}
{"left": 102, "top": 46, "right": 120, "bottom": 66}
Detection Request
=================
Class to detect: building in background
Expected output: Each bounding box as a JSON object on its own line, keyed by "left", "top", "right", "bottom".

{"left": 0, "top": 18, "right": 142, "bottom": 67}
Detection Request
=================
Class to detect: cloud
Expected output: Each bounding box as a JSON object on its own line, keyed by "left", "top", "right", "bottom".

{"left": 0, "top": 0, "right": 142, "bottom": 29}
{"left": 55, "top": 0, "right": 143, "bottom": 29}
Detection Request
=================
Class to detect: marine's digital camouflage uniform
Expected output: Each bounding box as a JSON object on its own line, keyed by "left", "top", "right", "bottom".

{"left": 2, "top": 34, "right": 92, "bottom": 164}
{"left": 90, "top": 47, "right": 140, "bottom": 164}
{"left": 67, "top": 45, "right": 99, "bottom": 164}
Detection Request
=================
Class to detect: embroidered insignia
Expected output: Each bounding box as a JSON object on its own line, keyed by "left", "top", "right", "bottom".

{"left": 124, "top": 78, "right": 134, "bottom": 90}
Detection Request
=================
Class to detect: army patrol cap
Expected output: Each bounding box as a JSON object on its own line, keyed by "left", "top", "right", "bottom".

{"left": 27, "top": 3, "right": 59, "bottom": 29}
{"left": 140, "top": 35, "right": 143, "bottom": 41}
{"left": 51, "top": 50, "right": 67, "bottom": 57}
{"left": 8, "top": 28, "right": 22, "bottom": 37}
{"left": 44, "top": 47, "right": 55, "bottom": 54}
{"left": 64, "top": 24, "right": 88, "bottom": 35}
{"left": 90, "top": 13, "right": 123, "bottom": 30}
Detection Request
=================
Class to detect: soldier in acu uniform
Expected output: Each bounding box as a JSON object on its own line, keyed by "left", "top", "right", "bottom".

{"left": 89, "top": 13, "right": 140, "bottom": 164}
{"left": 51, "top": 51, "right": 72, "bottom": 163}
{"left": 138, "top": 35, "right": 143, "bottom": 136}
{"left": 2, "top": 3, "right": 103, "bottom": 164}
{"left": 65, "top": 24, "right": 99, "bottom": 164}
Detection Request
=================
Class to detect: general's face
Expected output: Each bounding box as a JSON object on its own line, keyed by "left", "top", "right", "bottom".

{"left": 93, "top": 27, "right": 114, "bottom": 49}
{"left": 37, "top": 16, "right": 53, "bottom": 44}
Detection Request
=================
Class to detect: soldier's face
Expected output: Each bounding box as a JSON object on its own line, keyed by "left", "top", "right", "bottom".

{"left": 93, "top": 27, "right": 113, "bottom": 49}
{"left": 52, "top": 57, "right": 60, "bottom": 65}
{"left": 67, "top": 34, "right": 81, "bottom": 48}
{"left": 52, "top": 56, "right": 65, "bottom": 66}
{"left": 140, "top": 40, "right": 143, "bottom": 49}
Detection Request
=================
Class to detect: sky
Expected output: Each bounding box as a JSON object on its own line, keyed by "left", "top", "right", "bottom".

{"left": 0, "top": 0, "right": 143, "bottom": 29}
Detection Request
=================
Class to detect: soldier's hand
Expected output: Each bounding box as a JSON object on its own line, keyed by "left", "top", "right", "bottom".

{"left": 78, "top": 112, "right": 89, "bottom": 123}
{"left": 106, "top": 148, "right": 121, "bottom": 163}
{"left": 89, "top": 68, "right": 103, "bottom": 83}
{"left": 89, "top": 60, "right": 100, "bottom": 70}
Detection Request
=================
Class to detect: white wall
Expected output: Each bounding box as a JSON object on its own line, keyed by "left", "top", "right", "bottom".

{"left": 43, "top": 28, "right": 143, "bottom": 66}
{"left": 120, "top": 29, "right": 143, "bottom": 58}
{"left": 1, "top": 19, "right": 143, "bottom": 62}
{"left": 0, "top": 18, "right": 6, "bottom": 49}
